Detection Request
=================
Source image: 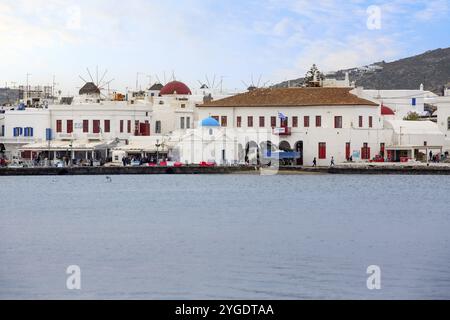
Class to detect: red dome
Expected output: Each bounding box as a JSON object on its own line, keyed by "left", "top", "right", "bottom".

{"left": 381, "top": 104, "right": 395, "bottom": 115}
{"left": 160, "top": 81, "right": 191, "bottom": 95}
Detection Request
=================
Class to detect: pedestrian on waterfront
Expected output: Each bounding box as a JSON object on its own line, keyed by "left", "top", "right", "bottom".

{"left": 429, "top": 150, "right": 433, "bottom": 161}
{"left": 313, "top": 157, "right": 317, "bottom": 167}
{"left": 330, "top": 156, "right": 335, "bottom": 167}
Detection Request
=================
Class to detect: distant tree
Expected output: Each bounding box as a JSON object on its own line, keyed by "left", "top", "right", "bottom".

{"left": 403, "top": 111, "right": 421, "bottom": 121}
{"left": 303, "top": 64, "right": 324, "bottom": 87}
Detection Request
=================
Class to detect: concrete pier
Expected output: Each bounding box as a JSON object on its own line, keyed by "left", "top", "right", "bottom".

{"left": 1, "top": 164, "right": 450, "bottom": 175}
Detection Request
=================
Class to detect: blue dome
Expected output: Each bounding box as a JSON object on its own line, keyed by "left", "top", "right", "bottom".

{"left": 200, "top": 117, "right": 220, "bottom": 127}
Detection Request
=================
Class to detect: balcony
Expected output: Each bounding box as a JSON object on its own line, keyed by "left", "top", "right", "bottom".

{"left": 55, "top": 133, "right": 74, "bottom": 140}
{"left": 272, "top": 127, "right": 291, "bottom": 136}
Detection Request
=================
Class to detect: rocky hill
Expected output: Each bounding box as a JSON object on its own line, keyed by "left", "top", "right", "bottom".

{"left": 275, "top": 47, "right": 450, "bottom": 95}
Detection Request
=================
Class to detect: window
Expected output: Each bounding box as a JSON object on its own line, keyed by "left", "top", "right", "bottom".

{"left": 271, "top": 116, "right": 276, "bottom": 127}
{"left": 318, "top": 142, "right": 326, "bottom": 159}
{"left": 447, "top": 117, "right": 450, "bottom": 130}
{"left": 186, "top": 117, "right": 191, "bottom": 129}
{"left": 304, "top": 116, "right": 310, "bottom": 127}
{"left": 380, "top": 143, "right": 385, "bottom": 157}
{"left": 361, "top": 143, "right": 370, "bottom": 160}
{"left": 334, "top": 116, "right": 342, "bottom": 129}
{"left": 127, "top": 120, "right": 131, "bottom": 133}
{"left": 281, "top": 117, "right": 288, "bottom": 127}
{"left": 248, "top": 116, "right": 253, "bottom": 127}
{"left": 135, "top": 120, "right": 140, "bottom": 135}
{"left": 56, "top": 120, "right": 62, "bottom": 133}
{"left": 67, "top": 120, "right": 73, "bottom": 134}
{"left": 83, "top": 120, "right": 89, "bottom": 133}
{"left": 412, "top": 98, "right": 416, "bottom": 106}
{"left": 180, "top": 117, "right": 185, "bottom": 129}
{"left": 292, "top": 116, "right": 298, "bottom": 128}
{"left": 155, "top": 121, "right": 161, "bottom": 134}
{"left": 181, "top": 104, "right": 186, "bottom": 108}
{"left": 237, "top": 116, "right": 242, "bottom": 128}
{"left": 259, "top": 116, "right": 265, "bottom": 127}
{"left": 221, "top": 116, "right": 227, "bottom": 127}
{"left": 104, "top": 120, "right": 110, "bottom": 133}
{"left": 315, "top": 116, "right": 321, "bottom": 127}
{"left": 93, "top": 120, "right": 100, "bottom": 134}
{"left": 212, "top": 116, "right": 219, "bottom": 122}
{"left": 369, "top": 116, "right": 373, "bottom": 128}
{"left": 24, "top": 127, "right": 33, "bottom": 137}
{"left": 359, "top": 116, "right": 363, "bottom": 128}
{"left": 1, "top": 125, "right": 4, "bottom": 137}
{"left": 120, "top": 120, "right": 124, "bottom": 133}
{"left": 13, "top": 127, "right": 23, "bottom": 136}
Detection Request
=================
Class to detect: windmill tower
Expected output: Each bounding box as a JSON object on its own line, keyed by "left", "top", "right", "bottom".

{"left": 78, "top": 67, "right": 114, "bottom": 100}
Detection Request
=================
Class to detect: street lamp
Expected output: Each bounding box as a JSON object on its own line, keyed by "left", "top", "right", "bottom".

{"left": 155, "top": 139, "right": 161, "bottom": 164}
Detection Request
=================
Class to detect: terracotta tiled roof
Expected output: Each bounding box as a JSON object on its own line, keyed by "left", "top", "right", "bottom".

{"left": 199, "top": 87, "right": 378, "bottom": 107}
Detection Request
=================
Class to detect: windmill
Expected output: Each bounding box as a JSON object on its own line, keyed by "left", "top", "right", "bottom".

{"left": 197, "top": 74, "right": 224, "bottom": 91}
{"left": 241, "top": 74, "right": 268, "bottom": 91}
{"left": 78, "top": 66, "right": 114, "bottom": 99}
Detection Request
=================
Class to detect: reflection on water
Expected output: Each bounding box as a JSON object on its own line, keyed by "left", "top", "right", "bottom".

{"left": 1, "top": 174, "right": 450, "bottom": 299}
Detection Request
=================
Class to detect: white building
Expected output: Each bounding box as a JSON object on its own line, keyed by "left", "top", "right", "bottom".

{"left": 363, "top": 86, "right": 437, "bottom": 119}
{"left": 194, "top": 87, "right": 384, "bottom": 166}
{"left": 427, "top": 85, "right": 450, "bottom": 152}
{"left": 1, "top": 82, "right": 152, "bottom": 161}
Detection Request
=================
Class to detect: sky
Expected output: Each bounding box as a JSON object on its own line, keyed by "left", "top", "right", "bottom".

{"left": 0, "top": 0, "right": 449, "bottom": 95}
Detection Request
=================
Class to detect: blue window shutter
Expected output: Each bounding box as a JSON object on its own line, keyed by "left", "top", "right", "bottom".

{"left": 46, "top": 128, "right": 52, "bottom": 141}
{"left": 13, "top": 128, "right": 17, "bottom": 136}
{"left": 30, "top": 127, "right": 34, "bottom": 137}
{"left": 19, "top": 127, "right": 23, "bottom": 136}
{"left": 412, "top": 98, "right": 416, "bottom": 106}
{"left": 24, "top": 128, "right": 28, "bottom": 136}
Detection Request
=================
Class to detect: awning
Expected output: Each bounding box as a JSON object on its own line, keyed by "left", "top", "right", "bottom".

{"left": 19, "top": 140, "right": 120, "bottom": 151}
{"left": 263, "top": 151, "right": 300, "bottom": 159}
{"left": 386, "top": 145, "right": 443, "bottom": 151}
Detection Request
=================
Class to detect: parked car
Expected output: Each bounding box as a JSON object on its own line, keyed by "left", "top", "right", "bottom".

{"left": 199, "top": 160, "right": 216, "bottom": 167}
{"left": 130, "top": 160, "right": 141, "bottom": 166}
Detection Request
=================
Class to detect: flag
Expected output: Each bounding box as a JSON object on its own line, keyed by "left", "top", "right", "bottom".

{"left": 278, "top": 112, "right": 287, "bottom": 120}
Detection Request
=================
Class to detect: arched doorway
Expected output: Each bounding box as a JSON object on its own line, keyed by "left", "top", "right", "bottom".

{"left": 260, "top": 141, "right": 275, "bottom": 166}
{"left": 279, "top": 141, "right": 292, "bottom": 151}
{"left": 245, "top": 141, "right": 259, "bottom": 165}
{"left": 294, "top": 141, "right": 303, "bottom": 165}
{"left": 279, "top": 141, "right": 293, "bottom": 166}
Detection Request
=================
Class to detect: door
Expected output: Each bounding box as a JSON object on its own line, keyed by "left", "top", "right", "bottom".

{"left": 295, "top": 141, "right": 303, "bottom": 165}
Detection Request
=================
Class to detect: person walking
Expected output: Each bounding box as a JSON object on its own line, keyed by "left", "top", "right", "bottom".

{"left": 330, "top": 156, "right": 335, "bottom": 167}
{"left": 429, "top": 150, "right": 433, "bottom": 162}
{"left": 312, "top": 157, "right": 317, "bottom": 167}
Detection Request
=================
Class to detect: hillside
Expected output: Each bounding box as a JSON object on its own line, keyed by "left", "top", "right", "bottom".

{"left": 275, "top": 47, "right": 450, "bottom": 94}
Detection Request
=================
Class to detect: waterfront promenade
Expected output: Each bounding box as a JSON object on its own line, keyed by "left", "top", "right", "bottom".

{"left": 1, "top": 163, "right": 450, "bottom": 175}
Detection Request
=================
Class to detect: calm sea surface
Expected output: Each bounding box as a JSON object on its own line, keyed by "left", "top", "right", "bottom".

{"left": 1, "top": 174, "right": 450, "bottom": 299}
